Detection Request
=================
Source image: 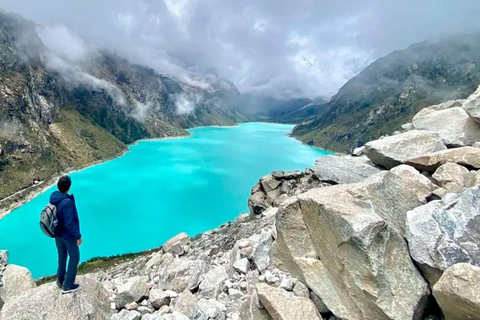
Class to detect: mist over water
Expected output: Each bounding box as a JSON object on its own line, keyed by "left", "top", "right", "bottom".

{"left": 0, "top": 123, "right": 329, "bottom": 278}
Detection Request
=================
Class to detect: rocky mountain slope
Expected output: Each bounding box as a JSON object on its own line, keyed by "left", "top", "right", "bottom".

{"left": 0, "top": 11, "right": 246, "bottom": 205}
{"left": 292, "top": 34, "right": 480, "bottom": 152}
{"left": 231, "top": 94, "right": 314, "bottom": 123}
{"left": 2, "top": 88, "right": 480, "bottom": 320}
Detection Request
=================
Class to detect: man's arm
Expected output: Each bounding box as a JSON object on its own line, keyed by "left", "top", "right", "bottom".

{"left": 62, "top": 200, "right": 82, "bottom": 241}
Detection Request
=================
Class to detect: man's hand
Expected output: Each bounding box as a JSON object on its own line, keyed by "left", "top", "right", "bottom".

{"left": 77, "top": 238, "right": 83, "bottom": 246}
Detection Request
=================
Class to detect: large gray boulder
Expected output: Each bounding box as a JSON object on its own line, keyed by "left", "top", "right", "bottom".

{"left": 433, "top": 263, "right": 480, "bottom": 320}
{"left": 406, "top": 187, "right": 480, "bottom": 284}
{"left": 0, "top": 276, "right": 111, "bottom": 320}
{"left": 256, "top": 283, "right": 322, "bottom": 320}
{"left": 406, "top": 146, "right": 480, "bottom": 172}
{"left": 171, "top": 290, "right": 198, "bottom": 317}
{"left": 273, "top": 167, "right": 432, "bottom": 320}
{"left": 149, "top": 289, "right": 171, "bottom": 309}
{"left": 271, "top": 197, "right": 317, "bottom": 277}
{"left": 111, "top": 309, "right": 142, "bottom": 320}
{"left": 463, "top": 85, "right": 480, "bottom": 123}
{"left": 116, "top": 276, "right": 150, "bottom": 309}
{"left": 162, "top": 258, "right": 208, "bottom": 293}
{"left": 198, "top": 266, "right": 228, "bottom": 298}
{"left": 314, "top": 155, "right": 382, "bottom": 184}
{"left": 251, "top": 230, "right": 273, "bottom": 273}
{"left": 193, "top": 298, "right": 226, "bottom": 319}
{"left": 239, "top": 292, "right": 272, "bottom": 320}
{"left": 412, "top": 107, "right": 480, "bottom": 146}
{"left": 364, "top": 130, "right": 446, "bottom": 169}
{"left": 0, "top": 264, "right": 36, "bottom": 303}
{"left": 432, "top": 163, "right": 470, "bottom": 193}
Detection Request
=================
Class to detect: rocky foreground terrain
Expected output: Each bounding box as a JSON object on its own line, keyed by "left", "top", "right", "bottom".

{"left": 2, "top": 88, "right": 480, "bottom": 319}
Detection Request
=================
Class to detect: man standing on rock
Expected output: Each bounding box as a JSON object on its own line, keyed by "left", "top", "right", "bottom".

{"left": 49, "top": 175, "right": 82, "bottom": 294}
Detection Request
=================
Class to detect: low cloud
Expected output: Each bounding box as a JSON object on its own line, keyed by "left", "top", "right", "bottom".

{"left": 173, "top": 93, "right": 198, "bottom": 115}
{"left": 2, "top": 0, "right": 480, "bottom": 100}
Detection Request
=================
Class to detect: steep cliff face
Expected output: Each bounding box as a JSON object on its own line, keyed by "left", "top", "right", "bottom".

{"left": 293, "top": 34, "right": 480, "bottom": 152}
{"left": 0, "top": 11, "right": 246, "bottom": 200}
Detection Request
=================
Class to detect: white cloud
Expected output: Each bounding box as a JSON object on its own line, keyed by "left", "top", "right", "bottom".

{"left": 2, "top": 0, "right": 480, "bottom": 101}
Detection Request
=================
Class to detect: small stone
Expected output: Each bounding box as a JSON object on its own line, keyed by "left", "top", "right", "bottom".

{"left": 149, "top": 289, "right": 170, "bottom": 309}
{"left": 171, "top": 290, "right": 198, "bottom": 317}
{"left": 228, "top": 288, "right": 244, "bottom": 300}
{"left": 279, "top": 278, "right": 294, "bottom": 291}
{"left": 264, "top": 271, "right": 279, "bottom": 284}
{"left": 125, "top": 301, "right": 138, "bottom": 310}
{"left": 158, "top": 305, "right": 170, "bottom": 315}
{"left": 292, "top": 281, "right": 309, "bottom": 298}
{"left": 111, "top": 309, "right": 142, "bottom": 320}
{"left": 233, "top": 258, "right": 250, "bottom": 274}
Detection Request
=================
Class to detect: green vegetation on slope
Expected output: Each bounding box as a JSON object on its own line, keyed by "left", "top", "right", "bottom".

{"left": 0, "top": 109, "right": 126, "bottom": 200}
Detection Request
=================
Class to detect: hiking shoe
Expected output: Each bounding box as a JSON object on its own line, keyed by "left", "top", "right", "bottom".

{"left": 62, "top": 283, "right": 80, "bottom": 294}
{"left": 56, "top": 280, "right": 63, "bottom": 289}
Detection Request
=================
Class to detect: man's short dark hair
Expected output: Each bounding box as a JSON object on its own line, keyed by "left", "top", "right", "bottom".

{"left": 57, "top": 176, "right": 72, "bottom": 193}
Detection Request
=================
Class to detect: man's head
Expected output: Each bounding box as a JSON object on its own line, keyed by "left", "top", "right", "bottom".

{"left": 57, "top": 175, "right": 72, "bottom": 194}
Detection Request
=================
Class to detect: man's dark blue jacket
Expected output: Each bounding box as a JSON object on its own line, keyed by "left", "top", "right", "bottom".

{"left": 50, "top": 191, "right": 82, "bottom": 241}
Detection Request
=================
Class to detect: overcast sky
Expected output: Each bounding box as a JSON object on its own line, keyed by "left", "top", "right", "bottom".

{"left": 2, "top": 0, "right": 480, "bottom": 99}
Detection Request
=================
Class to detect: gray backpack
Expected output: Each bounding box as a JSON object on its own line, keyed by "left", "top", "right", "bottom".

{"left": 40, "top": 203, "right": 58, "bottom": 238}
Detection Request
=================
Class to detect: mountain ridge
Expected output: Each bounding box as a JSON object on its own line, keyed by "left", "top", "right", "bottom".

{"left": 0, "top": 10, "right": 247, "bottom": 202}
{"left": 292, "top": 33, "right": 480, "bottom": 152}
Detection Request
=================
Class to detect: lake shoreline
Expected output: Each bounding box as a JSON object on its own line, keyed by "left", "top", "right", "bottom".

{"left": 0, "top": 123, "right": 245, "bottom": 218}
{"left": 0, "top": 122, "right": 318, "bottom": 219}
{"left": 0, "top": 132, "right": 191, "bottom": 219}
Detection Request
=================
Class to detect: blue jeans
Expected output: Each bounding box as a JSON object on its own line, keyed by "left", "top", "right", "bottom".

{"left": 55, "top": 237, "right": 80, "bottom": 289}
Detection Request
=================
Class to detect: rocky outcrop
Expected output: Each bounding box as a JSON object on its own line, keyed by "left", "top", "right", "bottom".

{"left": 432, "top": 162, "right": 471, "bottom": 194}
{"left": 0, "top": 264, "right": 36, "bottom": 303}
{"left": 293, "top": 173, "right": 430, "bottom": 320}
{"left": 248, "top": 170, "right": 328, "bottom": 215}
{"left": 0, "top": 276, "right": 111, "bottom": 320}
{"left": 463, "top": 85, "right": 480, "bottom": 123}
{"left": 256, "top": 283, "right": 322, "bottom": 320}
{"left": 412, "top": 107, "right": 480, "bottom": 146}
{"left": 433, "top": 263, "right": 480, "bottom": 320}
{"left": 364, "top": 130, "right": 446, "bottom": 169}
{"left": 406, "top": 146, "right": 480, "bottom": 171}
{"left": 406, "top": 187, "right": 480, "bottom": 284}
{"left": 314, "top": 155, "right": 382, "bottom": 184}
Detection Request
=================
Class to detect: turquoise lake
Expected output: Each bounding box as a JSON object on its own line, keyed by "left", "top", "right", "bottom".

{"left": 0, "top": 122, "right": 329, "bottom": 278}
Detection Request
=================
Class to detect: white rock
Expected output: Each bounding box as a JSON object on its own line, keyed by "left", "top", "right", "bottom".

{"left": 149, "top": 289, "right": 171, "bottom": 309}
{"left": 279, "top": 278, "right": 294, "bottom": 291}
{"left": 412, "top": 107, "right": 480, "bottom": 146}
{"left": 406, "top": 187, "right": 480, "bottom": 284}
{"left": 111, "top": 309, "right": 142, "bottom": 320}
{"left": 163, "top": 233, "right": 190, "bottom": 255}
{"left": 0, "top": 264, "right": 36, "bottom": 302}
{"left": 433, "top": 263, "right": 480, "bottom": 320}
{"left": 463, "top": 85, "right": 480, "bottom": 123}
{"left": 256, "top": 283, "right": 322, "bottom": 320}
{"left": 292, "top": 281, "right": 309, "bottom": 298}
{"left": 1, "top": 276, "right": 110, "bottom": 320}
{"left": 116, "top": 276, "right": 149, "bottom": 309}
{"left": 171, "top": 290, "right": 198, "bottom": 317}
{"left": 364, "top": 130, "right": 446, "bottom": 169}
{"left": 233, "top": 258, "right": 250, "bottom": 274}
{"left": 199, "top": 266, "right": 228, "bottom": 298}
